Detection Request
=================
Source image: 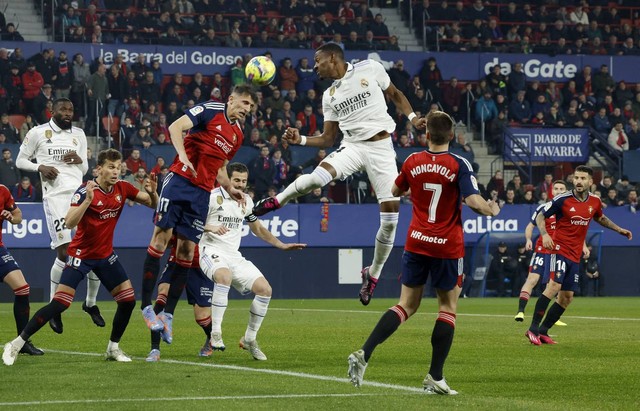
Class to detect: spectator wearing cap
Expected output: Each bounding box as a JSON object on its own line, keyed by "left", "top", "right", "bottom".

{"left": 21, "top": 62, "right": 44, "bottom": 115}
{"left": 33, "top": 83, "right": 54, "bottom": 125}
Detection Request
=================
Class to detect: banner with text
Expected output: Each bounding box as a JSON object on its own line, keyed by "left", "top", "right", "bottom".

{"left": 3, "top": 41, "right": 640, "bottom": 82}
{"left": 4, "top": 203, "right": 638, "bottom": 249}
{"left": 506, "top": 127, "right": 589, "bottom": 162}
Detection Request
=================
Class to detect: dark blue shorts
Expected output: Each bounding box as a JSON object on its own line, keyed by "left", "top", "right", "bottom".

{"left": 0, "top": 246, "right": 21, "bottom": 281}
{"left": 155, "top": 173, "right": 210, "bottom": 243}
{"left": 60, "top": 253, "right": 129, "bottom": 292}
{"left": 529, "top": 252, "right": 552, "bottom": 285}
{"left": 159, "top": 262, "right": 213, "bottom": 307}
{"left": 401, "top": 250, "right": 463, "bottom": 291}
{"left": 549, "top": 253, "right": 581, "bottom": 292}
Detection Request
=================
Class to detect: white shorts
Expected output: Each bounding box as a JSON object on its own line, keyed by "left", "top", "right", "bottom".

{"left": 323, "top": 138, "right": 399, "bottom": 203}
{"left": 199, "top": 246, "right": 263, "bottom": 295}
{"left": 43, "top": 194, "right": 74, "bottom": 249}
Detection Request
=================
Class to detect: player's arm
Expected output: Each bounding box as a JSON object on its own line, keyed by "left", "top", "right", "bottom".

{"left": 247, "top": 219, "right": 306, "bottom": 250}
{"left": 62, "top": 134, "right": 89, "bottom": 174}
{"left": 15, "top": 130, "right": 60, "bottom": 179}
{"left": 524, "top": 222, "right": 536, "bottom": 251}
{"left": 594, "top": 214, "right": 632, "bottom": 239}
{"left": 383, "top": 82, "right": 427, "bottom": 130}
{"left": 134, "top": 173, "right": 159, "bottom": 209}
{"left": 464, "top": 194, "right": 500, "bottom": 216}
{"left": 535, "top": 210, "right": 554, "bottom": 250}
{"left": 168, "top": 114, "right": 197, "bottom": 176}
{"left": 391, "top": 182, "right": 407, "bottom": 197}
{"left": 1, "top": 206, "right": 22, "bottom": 225}
{"left": 65, "top": 181, "right": 96, "bottom": 229}
{"left": 282, "top": 121, "right": 338, "bottom": 148}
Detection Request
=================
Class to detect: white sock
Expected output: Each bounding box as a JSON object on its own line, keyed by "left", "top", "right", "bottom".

{"left": 50, "top": 258, "right": 66, "bottom": 300}
{"left": 107, "top": 341, "right": 119, "bottom": 351}
{"left": 85, "top": 271, "right": 100, "bottom": 307}
{"left": 211, "top": 284, "right": 230, "bottom": 334}
{"left": 11, "top": 335, "right": 26, "bottom": 350}
{"left": 245, "top": 295, "right": 271, "bottom": 342}
{"left": 369, "top": 212, "right": 399, "bottom": 279}
{"left": 276, "top": 167, "right": 333, "bottom": 206}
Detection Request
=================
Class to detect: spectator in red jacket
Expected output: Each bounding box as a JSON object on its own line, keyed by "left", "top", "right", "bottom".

{"left": 278, "top": 58, "right": 299, "bottom": 97}
{"left": 21, "top": 62, "right": 44, "bottom": 115}
{"left": 296, "top": 104, "right": 318, "bottom": 136}
{"left": 125, "top": 148, "right": 148, "bottom": 174}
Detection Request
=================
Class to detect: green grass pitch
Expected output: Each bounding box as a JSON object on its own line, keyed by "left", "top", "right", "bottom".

{"left": 0, "top": 297, "right": 639, "bottom": 410}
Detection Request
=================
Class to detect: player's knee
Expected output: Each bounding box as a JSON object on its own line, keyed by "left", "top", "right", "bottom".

{"left": 377, "top": 214, "right": 399, "bottom": 242}
{"left": 254, "top": 282, "right": 272, "bottom": 297}
{"left": 213, "top": 269, "right": 232, "bottom": 285}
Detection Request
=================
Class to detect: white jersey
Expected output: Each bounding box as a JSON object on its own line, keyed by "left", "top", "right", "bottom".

{"left": 199, "top": 187, "right": 257, "bottom": 256}
{"left": 16, "top": 120, "right": 88, "bottom": 198}
{"left": 322, "top": 59, "right": 397, "bottom": 142}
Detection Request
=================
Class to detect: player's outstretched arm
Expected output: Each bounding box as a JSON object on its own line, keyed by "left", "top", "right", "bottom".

{"left": 384, "top": 83, "right": 427, "bottom": 130}
{"left": 524, "top": 222, "right": 536, "bottom": 250}
{"left": 248, "top": 220, "right": 306, "bottom": 250}
{"left": 594, "top": 214, "right": 633, "bottom": 240}
{"left": 464, "top": 194, "right": 500, "bottom": 217}
{"left": 283, "top": 121, "right": 338, "bottom": 148}
{"left": 66, "top": 181, "right": 97, "bottom": 229}
{"left": 0, "top": 207, "right": 22, "bottom": 225}
{"left": 169, "top": 115, "right": 197, "bottom": 177}
{"left": 135, "top": 173, "right": 159, "bottom": 209}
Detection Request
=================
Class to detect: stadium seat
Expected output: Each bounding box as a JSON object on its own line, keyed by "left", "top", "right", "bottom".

{"left": 9, "top": 115, "right": 26, "bottom": 130}
{"left": 102, "top": 116, "right": 121, "bottom": 147}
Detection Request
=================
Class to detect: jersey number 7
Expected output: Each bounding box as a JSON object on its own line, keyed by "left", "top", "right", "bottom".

{"left": 423, "top": 183, "right": 442, "bottom": 223}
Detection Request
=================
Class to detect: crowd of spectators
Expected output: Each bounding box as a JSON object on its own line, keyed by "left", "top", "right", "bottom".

{"left": 413, "top": 1, "right": 640, "bottom": 55}
{"left": 42, "top": 0, "right": 397, "bottom": 51}
{"left": 483, "top": 169, "right": 640, "bottom": 212}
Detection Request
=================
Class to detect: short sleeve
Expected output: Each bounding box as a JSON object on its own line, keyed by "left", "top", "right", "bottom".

{"left": 530, "top": 204, "right": 544, "bottom": 224}
{"left": 244, "top": 195, "right": 258, "bottom": 223}
{"left": 543, "top": 197, "right": 562, "bottom": 219}
{"left": 322, "top": 91, "right": 338, "bottom": 122}
{"left": 593, "top": 197, "right": 604, "bottom": 219}
{"left": 184, "top": 102, "right": 219, "bottom": 129}
{"left": 455, "top": 156, "right": 480, "bottom": 198}
{"left": 370, "top": 60, "right": 391, "bottom": 91}
{"left": 121, "top": 181, "right": 140, "bottom": 201}
{"left": 70, "top": 184, "right": 88, "bottom": 207}
{"left": 394, "top": 160, "right": 410, "bottom": 193}
{"left": 19, "top": 128, "right": 39, "bottom": 159}
{"left": 0, "top": 186, "right": 16, "bottom": 211}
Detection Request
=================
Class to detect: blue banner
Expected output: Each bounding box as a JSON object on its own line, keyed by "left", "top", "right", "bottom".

{"left": 506, "top": 127, "right": 589, "bottom": 162}
{"left": 3, "top": 203, "right": 638, "bottom": 249}
{"left": 3, "top": 41, "right": 640, "bottom": 82}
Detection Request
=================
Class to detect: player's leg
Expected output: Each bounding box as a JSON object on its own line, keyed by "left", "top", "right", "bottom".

{"left": 2, "top": 268, "right": 43, "bottom": 356}
{"left": 348, "top": 251, "right": 427, "bottom": 387}
{"left": 200, "top": 248, "right": 233, "bottom": 351}
{"left": 539, "top": 260, "right": 579, "bottom": 343}
{"left": 360, "top": 143, "right": 400, "bottom": 305}
{"left": 526, "top": 255, "right": 562, "bottom": 344}
{"left": 3, "top": 265, "right": 85, "bottom": 366}
{"left": 516, "top": 252, "right": 545, "bottom": 320}
{"left": 422, "top": 258, "right": 461, "bottom": 395}
{"left": 253, "top": 162, "right": 337, "bottom": 215}
{"left": 194, "top": 304, "right": 213, "bottom": 357}
{"left": 146, "top": 278, "right": 169, "bottom": 362}
{"left": 83, "top": 270, "right": 105, "bottom": 327}
{"left": 99, "top": 258, "right": 136, "bottom": 362}
{"left": 238, "top": 267, "right": 272, "bottom": 361}
{"left": 141, "top": 226, "right": 172, "bottom": 313}
{"left": 185, "top": 268, "right": 214, "bottom": 357}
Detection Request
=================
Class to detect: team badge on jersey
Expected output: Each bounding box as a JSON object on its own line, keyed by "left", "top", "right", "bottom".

{"left": 217, "top": 196, "right": 223, "bottom": 205}
{"left": 588, "top": 206, "right": 593, "bottom": 214}
{"left": 45, "top": 130, "right": 52, "bottom": 139}
{"left": 360, "top": 79, "right": 369, "bottom": 88}
{"left": 116, "top": 195, "right": 121, "bottom": 203}
{"left": 232, "top": 134, "right": 237, "bottom": 144}
{"left": 329, "top": 86, "right": 336, "bottom": 96}
{"left": 189, "top": 106, "right": 204, "bottom": 116}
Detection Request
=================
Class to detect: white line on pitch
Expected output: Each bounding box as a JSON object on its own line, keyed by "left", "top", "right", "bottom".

{"left": 39, "top": 349, "right": 426, "bottom": 394}
{"left": 0, "top": 393, "right": 389, "bottom": 407}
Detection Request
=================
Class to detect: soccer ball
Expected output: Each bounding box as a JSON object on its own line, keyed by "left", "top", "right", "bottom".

{"left": 245, "top": 56, "right": 276, "bottom": 86}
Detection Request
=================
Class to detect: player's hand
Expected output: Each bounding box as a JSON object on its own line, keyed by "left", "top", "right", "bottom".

{"left": 205, "top": 224, "right": 229, "bottom": 235}
{"left": 582, "top": 244, "right": 590, "bottom": 259}
{"left": 144, "top": 173, "right": 158, "bottom": 194}
{"left": 525, "top": 239, "right": 533, "bottom": 251}
{"left": 542, "top": 233, "right": 555, "bottom": 250}
{"left": 228, "top": 186, "right": 246, "bottom": 206}
{"left": 178, "top": 154, "right": 197, "bottom": 178}
{"left": 279, "top": 242, "right": 307, "bottom": 251}
{"left": 38, "top": 164, "right": 59, "bottom": 180}
{"left": 618, "top": 228, "right": 632, "bottom": 240}
{"left": 0, "top": 210, "right": 13, "bottom": 222}
{"left": 487, "top": 199, "right": 500, "bottom": 216}
{"left": 282, "top": 127, "right": 302, "bottom": 145}
{"left": 63, "top": 151, "right": 83, "bottom": 164}
{"left": 85, "top": 180, "right": 97, "bottom": 202}
{"left": 412, "top": 116, "right": 427, "bottom": 130}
